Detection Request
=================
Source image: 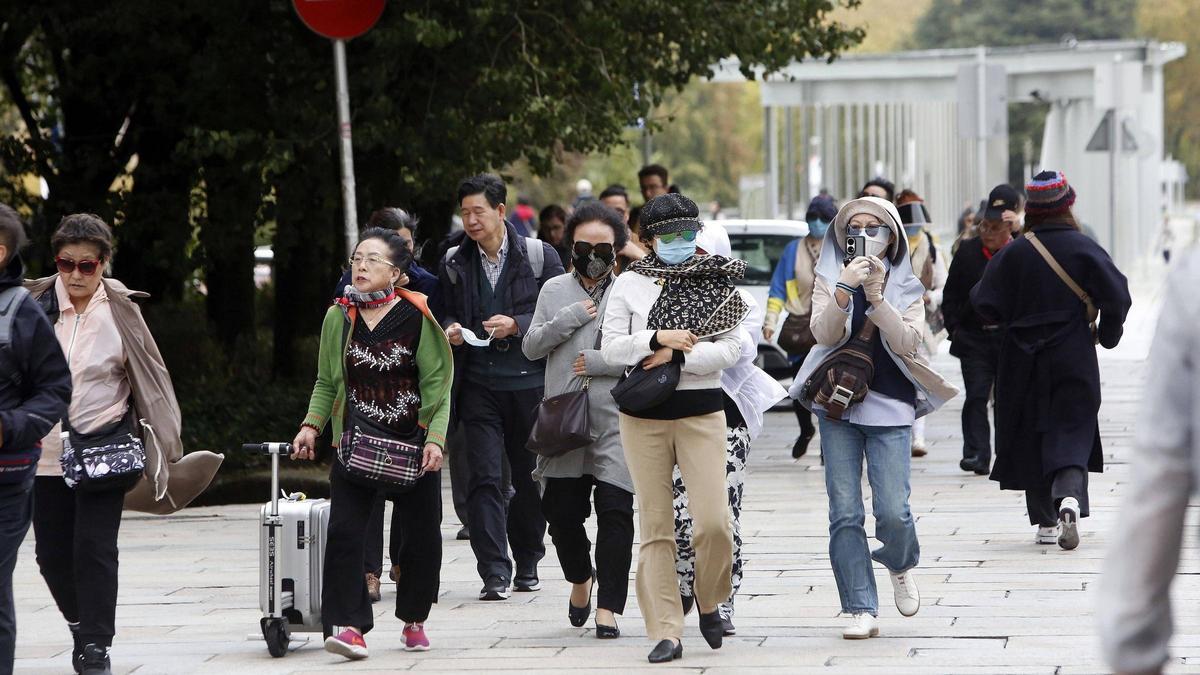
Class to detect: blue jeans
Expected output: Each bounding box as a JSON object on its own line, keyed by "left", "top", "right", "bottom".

{"left": 820, "top": 417, "right": 920, "bottom": 615}
{"left": 0, "top": 483, "right": 34, "bottom": 674}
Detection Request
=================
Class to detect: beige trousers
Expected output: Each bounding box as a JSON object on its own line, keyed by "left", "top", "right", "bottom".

{"left": 619, "top": 411, "right": 733, "bottom": 641}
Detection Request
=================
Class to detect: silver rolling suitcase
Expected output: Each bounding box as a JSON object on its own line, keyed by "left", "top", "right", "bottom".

{"left": 246, "top": 442, "right": 330, "bottom": 657}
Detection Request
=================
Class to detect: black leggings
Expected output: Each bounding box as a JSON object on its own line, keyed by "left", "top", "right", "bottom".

{"left": 323, "top": 465, "right": 442, "bottom": 635}
{"left": 791, "top": 357, "right": 815, "bottom": 438}
{"left": 33, "top": 477, "right": 124, "bottom": 648}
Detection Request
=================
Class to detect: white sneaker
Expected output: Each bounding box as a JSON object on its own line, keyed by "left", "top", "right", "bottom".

{"left": 910, "top": 437, "right": 927, "bottom": 458}
{"left": 889, "top": 568, "right": 920, "bottom": 617}
{"left": 1035, "top": 525, "right": 1059, "bottom": 545}
{"left": 842, "top": 612, "right": 879, "bottom": 639}
{"left": 1058, "top": 497, "right": 1080, "bottom": 550}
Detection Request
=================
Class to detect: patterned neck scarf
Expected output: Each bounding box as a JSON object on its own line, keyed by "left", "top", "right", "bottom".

{"left": 339, "top": 285, "right": 397, "bottom": 309}
{"left": 628, "top": 253, "right": 750, "bottom": 337}
{"left": 574, "top": 271, "right": 613, "bottom": 304}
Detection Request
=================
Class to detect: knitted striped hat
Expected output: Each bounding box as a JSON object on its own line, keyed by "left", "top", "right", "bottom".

{"left": 1025, "top": 170, "right": 1076, "bottom": 215}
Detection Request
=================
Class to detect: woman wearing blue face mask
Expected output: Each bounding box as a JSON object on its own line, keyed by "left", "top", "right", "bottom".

{"left": 601, "top": 193, "right": 746, "bottom": 663}
{"left": 764, "top": 194, "right": 838, "bottom": 459}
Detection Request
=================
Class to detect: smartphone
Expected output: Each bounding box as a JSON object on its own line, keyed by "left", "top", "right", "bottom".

{"left": 844, "top": 235, "right": 866, "bottom": 263}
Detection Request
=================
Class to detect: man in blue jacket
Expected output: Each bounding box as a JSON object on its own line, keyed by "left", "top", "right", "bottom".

{"left": 439, "top": 174, "right": 565, "bottom": 601}
{"left": 0, "top": 203, "right": 71, "bottom": 671}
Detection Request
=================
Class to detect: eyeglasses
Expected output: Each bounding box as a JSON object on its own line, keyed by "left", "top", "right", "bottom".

{"left": 348, "top": 254, "right": 397, "bottom": 269}
{"left": 55, "top": 257, "right": 101, "bottom": 276}
{"left": 847, "top": 222, "right": 885, "bottom": 237}
{"left": 658, "top": 230, "right": 698, "bottom": 244}
{"left": 977, "top": 221, "right": 1010, "bottom": 233}
{"left": 572, "top": 241, "right": 615, "bottom": 257}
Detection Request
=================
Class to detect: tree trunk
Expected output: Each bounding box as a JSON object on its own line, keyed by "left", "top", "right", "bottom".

{"left": 200, "top": 154, "right": 261, "bottom": 350}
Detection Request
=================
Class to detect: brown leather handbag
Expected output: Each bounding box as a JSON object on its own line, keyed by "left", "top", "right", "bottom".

{"left": 526, "top": 381, "right": 594, "bottom": 457}
{"left": 776, "top": 312, "right": 818, "bottom": 356}
{"left": 798, "top": 321, "right": 877, "bottom": 420}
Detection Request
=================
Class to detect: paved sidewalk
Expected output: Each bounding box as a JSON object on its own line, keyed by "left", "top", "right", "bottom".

{"left": 13, "top": 269, "right": 1193, "bottom": 674}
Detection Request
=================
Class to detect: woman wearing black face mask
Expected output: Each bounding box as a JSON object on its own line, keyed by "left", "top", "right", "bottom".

{"left": 522, "top": 202, "right": 634, "bottom": 640}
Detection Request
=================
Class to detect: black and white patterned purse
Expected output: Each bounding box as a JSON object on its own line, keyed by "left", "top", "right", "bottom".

{"left": 60, "top": 409, "right": 146, "bottom": 492}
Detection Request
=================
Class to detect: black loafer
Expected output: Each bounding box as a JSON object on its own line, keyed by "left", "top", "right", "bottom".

{"left": 456, "top": 526, "right": 470, "bottom": 541}
{"left": 647, "top": 639, "right": 682, "bottom": 663}
{"left": 698, "top": 610, "right": 724, "bottom": 649}
{"left": 514, "top": 569, "right": 540, "bottom": 592}
{"left": 680, "top": 593, "right": 695, "bottom": 616}
{"left": 792, "top": 430, "right": 815, "bottom": 458}
{"left": 595, "top": 619, "right": 620, "bottom": 639}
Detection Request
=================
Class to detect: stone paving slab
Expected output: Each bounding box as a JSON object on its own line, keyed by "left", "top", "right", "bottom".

{"left": 14, "top": 270, "right": 1200, "bottom": 673}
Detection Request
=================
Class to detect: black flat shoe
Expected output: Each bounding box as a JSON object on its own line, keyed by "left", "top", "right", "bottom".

{"left": 595, "top": 619, "right": 620, "bottom": 639}
{"left": 680, "top": 593, "right": 695, "bottom": 616}
{"left": 568, "top": 573, "right": 595, "bottom": 627}
{"left": 792, "top": 430, "right": 815, "bottom": 458}
{"left": 698, "top": 610, "right": 724, "bottom": 649}
{"left": 647, "top": 639, "right": 682, "bottom": 663}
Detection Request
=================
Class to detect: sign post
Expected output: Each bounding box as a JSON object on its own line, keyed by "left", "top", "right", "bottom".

{"left": 292, "top": 0, "right": 386, "bottom": 256}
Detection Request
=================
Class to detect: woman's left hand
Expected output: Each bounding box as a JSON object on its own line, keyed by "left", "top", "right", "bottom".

{"left": 421, "top": 443, "right": 444, "bottom": 472}
{"left": 864, "top": 255, "right": 886, "bottom": 303}
{"left": 641, "top": 347, "right": 674, "bottom": 370}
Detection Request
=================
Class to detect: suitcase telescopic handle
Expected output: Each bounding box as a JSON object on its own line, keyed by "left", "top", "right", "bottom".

{"left": 242, "top": 442, "right": 292, "bottom": 456}
{"left": 243, "top": 443, "right": 292, "bottom": 517}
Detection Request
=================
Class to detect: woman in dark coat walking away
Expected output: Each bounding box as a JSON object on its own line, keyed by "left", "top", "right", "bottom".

{"left": 970, "top": 171, "right": 1131, "bottom": 551}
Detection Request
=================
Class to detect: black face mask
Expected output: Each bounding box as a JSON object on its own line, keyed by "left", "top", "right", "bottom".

{"left": 572, "top": 242, "right": 616, "bottom": 279}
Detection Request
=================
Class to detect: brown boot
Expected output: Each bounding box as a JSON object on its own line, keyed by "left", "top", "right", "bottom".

{"left": 366, "top": 572, "right": 382, "bottom": 603}
{"left": 389, "top": 564, "right": 400, "bottom": 583}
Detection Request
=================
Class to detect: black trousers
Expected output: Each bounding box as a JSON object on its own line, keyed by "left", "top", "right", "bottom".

{"left": 957, "top": 329, "right": 1002, "bottom": 466}
{"left": 0, "top": 483, "right": 33, "bottom": 674}
{"left": 32, "top": 476, "right": 124, "bottom": 648}
{"left": 364, "top": 494, "right": 401, "bottom": 576}
{"left": 541, "top": 477, "right": 634, "bottom": 614}
{"left": 323, "top": 465, "right": 442, "bottom": 634}
{"left": 1025, "top": 466, "right": 1089, "bottom": 527}
{"left": 790, "top": 357, "right": 815, "bottom": 438}
{"left": 460, "top": 385, "right": 546, "bottom": 582}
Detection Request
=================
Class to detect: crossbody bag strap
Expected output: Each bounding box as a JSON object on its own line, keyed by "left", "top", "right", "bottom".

{"left": 1023, "top": 232, "right": 1098, "bottom": 320}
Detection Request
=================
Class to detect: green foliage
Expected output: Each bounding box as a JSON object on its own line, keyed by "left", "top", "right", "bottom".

{"left": 1138, "top": 0, "right": 1200, "bottom": 198}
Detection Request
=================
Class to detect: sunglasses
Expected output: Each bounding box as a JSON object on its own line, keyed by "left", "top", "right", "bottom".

{"left": 658, "top": 230, "right": 698, "bottom": 244}
{"left": 847, "top": 223, "right": 885, "bottom": 237}
{"left": 55, "top": 257, "right": 102, "bottom": 276}
{"left": 572, "top": 241, "right": 615, "bottom": 257}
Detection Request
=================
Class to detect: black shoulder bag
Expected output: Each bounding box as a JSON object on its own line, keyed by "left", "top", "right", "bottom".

{"left": 526, "top": 322, "right": 602, "bottom": 457}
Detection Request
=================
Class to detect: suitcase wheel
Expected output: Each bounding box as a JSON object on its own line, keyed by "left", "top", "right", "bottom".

{"left": 262, "top": 618, "right": 290, "bottom": 658}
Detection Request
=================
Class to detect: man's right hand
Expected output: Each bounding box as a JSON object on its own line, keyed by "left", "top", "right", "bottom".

{"left": 446, "top": 322, "right": 464, "bottom": 346}
{"left": 656, "top": 329, "right": 697, "bottom": 352}
{"left": 763, "top": 324, "right": 775, "bottom": 342}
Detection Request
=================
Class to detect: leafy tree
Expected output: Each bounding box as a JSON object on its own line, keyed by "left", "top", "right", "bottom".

{"left": 1138, "top": 0, "right": 1200, "bottom": 198}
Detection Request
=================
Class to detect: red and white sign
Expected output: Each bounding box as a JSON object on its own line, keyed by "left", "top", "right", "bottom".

{"left": 292, "top": 0, "right": 385, "bottom": 40}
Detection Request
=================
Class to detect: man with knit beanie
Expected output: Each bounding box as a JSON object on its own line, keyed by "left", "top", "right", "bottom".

{"left": 971, "top": 170, "right": 1131, "bottom": 550}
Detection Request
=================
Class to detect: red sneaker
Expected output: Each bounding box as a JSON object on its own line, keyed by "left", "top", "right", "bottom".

{"left": 324, "top": 627, "right": 368, "bottom": 660}
{"left": 403, "top": 623, "right": 430, "bottom": 651}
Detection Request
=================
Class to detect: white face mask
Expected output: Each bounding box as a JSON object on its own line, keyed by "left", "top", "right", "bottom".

{"left": 459, "top": 327, "right": 496, "bottom": 347}
{"left": 864, "top": 233, "right": 891, "bottom": 259}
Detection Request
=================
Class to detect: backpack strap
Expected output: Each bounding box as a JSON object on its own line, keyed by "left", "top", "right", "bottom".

{"left": 524, "top": 237, "right": 544, "bottom": 280}
{"left": 925, "top": 230, "right": 937, "bottom": 263}
{"left": 442, "top": 245, "right": 462, "bottom": 285}
{"left": 0, "top": 286, "right": 28, "bottom": 347}
{"left": 1023, "top": 231, "right": 1098, "bottom": 322}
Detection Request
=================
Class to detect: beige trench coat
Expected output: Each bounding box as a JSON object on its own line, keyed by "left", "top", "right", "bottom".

{"left": 26, "top": 275, "right": 223, "bottom": 513}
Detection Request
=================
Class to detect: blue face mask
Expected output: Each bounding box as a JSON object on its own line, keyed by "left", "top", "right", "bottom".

{"left": 655, "top": 237, "right": 697, "bottom": 265}
{"left": 808, "top": 219, "right": 830, "bottom": 239}
{"left": 904, "top": 224, "right": 923, "bottom": 238}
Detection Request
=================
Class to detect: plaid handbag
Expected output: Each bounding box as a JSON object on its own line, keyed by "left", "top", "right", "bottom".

{"left": 337, "top": 423, "right": 425, "bottom": 492}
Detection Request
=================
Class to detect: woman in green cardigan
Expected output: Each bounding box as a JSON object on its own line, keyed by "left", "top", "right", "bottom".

{"left": 291, "top": 227, "right": 453, "bottom": 661}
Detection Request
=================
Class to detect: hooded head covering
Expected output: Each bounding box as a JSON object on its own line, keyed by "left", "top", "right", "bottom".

{"left": 819, "top": 196, "right": 927, "bottom": 314}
